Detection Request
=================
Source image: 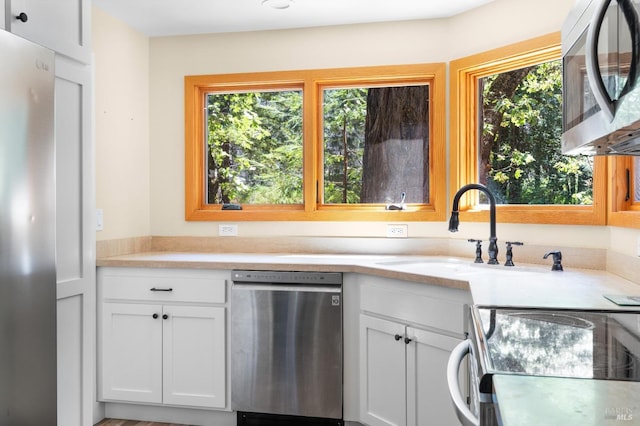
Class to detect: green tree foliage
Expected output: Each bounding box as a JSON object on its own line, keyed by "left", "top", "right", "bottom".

{"left": 322, "top": 88, "right": 367, "bottom": 203}
{"left": 206, "top": 91, "right": 303, "bottom": 204}
{"left": 482, "top": 60, "right": 593, "bottom": 205}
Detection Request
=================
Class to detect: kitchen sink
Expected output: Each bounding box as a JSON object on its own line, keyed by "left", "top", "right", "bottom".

{"left": 376, "top": 257, "right": 547, "bottom": 277}
{"left": 375, "top": 257, "right": 464, "bottom": 266}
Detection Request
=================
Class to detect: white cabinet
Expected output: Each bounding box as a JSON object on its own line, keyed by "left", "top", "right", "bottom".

{"left": 55, "top": 55, "right": 94, "bottom": 426}
{"left": 5, "top": 0, "right": 90, "bottom": 62}
{"left": 162, "top": 305, "right": 226, "bottom": 407}
{"left": 360, "top": 315, "right": 407, "bottom": 426}
{"left": 98, "top": 268, "right": 228, "bottom": 410}
{"left": 360, "top": 315, "right": 462, "bottom": 426}
{"left": 359, "top": 277, "right": 470, "bottom": 426}
{"left": 101, "top": 303, "right": 163, "bottom": 404}
{"left": 407, "top": 328, "right": 464, "bottom": 426}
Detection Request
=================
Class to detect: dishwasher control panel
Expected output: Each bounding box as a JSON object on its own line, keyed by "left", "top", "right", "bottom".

{"left": 232, "top": 270, "right": 342, "bottom": 285}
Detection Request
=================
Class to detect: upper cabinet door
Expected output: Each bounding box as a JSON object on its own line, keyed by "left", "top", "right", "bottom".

{"left": 6, "top": 0, "right": 91, "bottom": 63}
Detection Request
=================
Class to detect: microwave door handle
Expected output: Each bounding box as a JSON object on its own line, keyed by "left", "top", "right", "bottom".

{"left": 619, "top": 0, "right": 640, "bottom": 97}
{"left": 447, "top": 339, "right": 479, "bottom": 426}
{"left": 586, "top": 0, "right": 616, "bottom": 121}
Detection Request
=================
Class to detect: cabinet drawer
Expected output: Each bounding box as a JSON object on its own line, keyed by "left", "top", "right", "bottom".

{"left": 100, "top": 268, "right": 227, "bottom": 304}
{"left": 360, "top": 278, "right": 470, "bottom": 334}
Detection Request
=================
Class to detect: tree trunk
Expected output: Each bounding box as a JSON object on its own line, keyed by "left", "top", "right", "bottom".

{"left": 361, "top": 86, "right": 430, "bottom": 204}
{"left": 207, "top": 140, "right": 231, "bottom": 204}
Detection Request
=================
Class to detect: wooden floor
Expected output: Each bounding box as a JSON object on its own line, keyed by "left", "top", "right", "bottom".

{"left": 94, "top": 419, "right": 193, "bottom": 426}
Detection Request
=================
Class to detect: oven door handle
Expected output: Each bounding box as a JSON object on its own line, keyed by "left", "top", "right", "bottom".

{"left": 447, "top": 339, "right": 479, "bottom": 426}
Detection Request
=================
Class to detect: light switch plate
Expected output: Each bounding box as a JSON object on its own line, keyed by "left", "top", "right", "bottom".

{"left": 96, "top": 208, "right": 103, "bottom": 231}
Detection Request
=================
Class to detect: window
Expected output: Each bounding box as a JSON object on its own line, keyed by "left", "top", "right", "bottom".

{"left": 321, "top": 84, "right": 430, "bottom": 205}
{"left": 450, "top": 33, "right": 607, "bottom": 225}
{"left": 609, "top": 156, "right": 640, "bottom": 229}
{"left": 205, "top": 89, "right": 303, "bottom": 205}
{"left": 185, "top": 65, "right": 446, "bottom": 221}
{"left": 479, "top": 60, "right": 594, "bottom": 205}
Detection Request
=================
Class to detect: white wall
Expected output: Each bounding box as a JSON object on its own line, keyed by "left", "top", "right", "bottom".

{"left": 93, "top": 0, "right": 640, "bottom": 258}
{"left": 93, "top": 6, "right": 150, "bottom": 241}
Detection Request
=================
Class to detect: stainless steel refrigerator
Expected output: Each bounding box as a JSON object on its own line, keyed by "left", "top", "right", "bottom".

{"left": 0, "top": 29, "right": 56, "bottom": 425}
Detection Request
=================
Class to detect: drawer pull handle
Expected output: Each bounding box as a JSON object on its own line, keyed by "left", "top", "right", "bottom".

{"left": 394, "top": 334, "right": 402, "bottom": 341}
{"left": 404, "top": 337, "right": 412, "bottom": 344}
{"left": 162, "top": 314, "right": 169, "bottom": 320}
{"left": 150, "top": 287, "right": 173, "bottom": 292}
{"left": 152, "top": 313, "right": 159, "bottom": 319}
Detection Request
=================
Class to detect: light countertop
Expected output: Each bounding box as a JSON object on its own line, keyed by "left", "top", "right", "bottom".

{"left": 493, "top": 375, "right": 640, "bottom": 425}
{"left": 97, "top": 251, "right": 640, "bottom": 310}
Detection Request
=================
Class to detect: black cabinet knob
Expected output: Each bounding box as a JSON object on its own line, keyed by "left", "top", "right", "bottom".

{"left": 16, "top": 12, "right": 28, "bottom": 23}
{"left": 394, "top": 334, "right": 402, "bottom": 341}
{"left": 404, "top": 337, "right": 412, "bottom": 344}
{"left": 152, "top": 313, "right": 159, "bottom": 319}
{"left": 162, "top": 314, "right": 169, "bottom": 320}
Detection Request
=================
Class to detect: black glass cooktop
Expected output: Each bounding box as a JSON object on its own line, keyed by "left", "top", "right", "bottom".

{"left": 474, "top": 307, "right": 640, "bottom": 381}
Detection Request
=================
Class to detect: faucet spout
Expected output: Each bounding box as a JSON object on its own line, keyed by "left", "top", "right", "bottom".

{"left": 449, "top": 183, "right": 499, "bottom": 264}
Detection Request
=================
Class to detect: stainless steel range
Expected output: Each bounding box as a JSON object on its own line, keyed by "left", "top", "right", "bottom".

{"left": 448, "top": 306, "right": 640, "bottom": 425}
{"left": 230, "top": 270, "right": 343, "bottom": 426}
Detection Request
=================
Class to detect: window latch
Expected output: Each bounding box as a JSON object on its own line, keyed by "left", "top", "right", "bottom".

{"left": 386, "top": 191, "right": 406, "bottom": 210}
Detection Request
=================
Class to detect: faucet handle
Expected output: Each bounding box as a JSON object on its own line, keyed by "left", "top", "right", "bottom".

{"left": 504, "top": 241, "right": 523, "bottom": 267}
{"left": 468, "top": 239, "right": 483, "bottom": 263}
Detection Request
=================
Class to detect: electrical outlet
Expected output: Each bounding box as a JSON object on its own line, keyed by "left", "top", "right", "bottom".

{"left": 219, "top": 224, "right": 238, "bottom": 237}
{"left": 386, "top": 224, "right": 408, "bottom": 238}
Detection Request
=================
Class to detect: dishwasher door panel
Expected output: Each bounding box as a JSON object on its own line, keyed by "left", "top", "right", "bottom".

{"left": 231, "top": 286, "right": 343, "bottom": 419}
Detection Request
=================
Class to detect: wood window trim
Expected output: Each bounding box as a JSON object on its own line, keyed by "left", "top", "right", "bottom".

{"left": 449, "top": 32, "right": 607, "bottom": 226}
{"left": 184, "top": 64, "right": 447, "bottom": 222}
{"left": 609, "top": 157, "right": 640, "bottom": 229}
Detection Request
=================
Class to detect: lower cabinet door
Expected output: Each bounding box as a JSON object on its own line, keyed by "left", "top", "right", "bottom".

{"left": 101, "top": 302, "right": 163, "bottom": 403}
{"left": 406, "top": 327, "right": 465, "bottom": 426}
{"left": 360, "top": 314, "right": 407, "bottom": 426}
{"left": 162, "top": 305, "right": 227, "bottom": 408}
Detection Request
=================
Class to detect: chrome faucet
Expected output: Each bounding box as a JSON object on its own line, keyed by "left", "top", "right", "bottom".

{"left": 448, "top": 183, "right": 499, "bottom": 265}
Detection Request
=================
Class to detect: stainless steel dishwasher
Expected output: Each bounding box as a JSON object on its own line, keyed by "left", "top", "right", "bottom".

{"left": 231, "top": 270, "right": 343, "bottom": 426}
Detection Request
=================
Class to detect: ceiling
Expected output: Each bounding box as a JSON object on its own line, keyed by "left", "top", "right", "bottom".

{"left": 92, "top": 0, "right": 495, "bottom": 37}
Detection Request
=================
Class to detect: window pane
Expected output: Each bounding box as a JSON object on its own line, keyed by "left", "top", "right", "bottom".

{"left": 322, "top": 85, "right": 429, "bottom": 205}
{"left": 479, "top": 60, "right": 594, "bottom": 205}
{"left": 205, "top": 90, "right": 303, "bottom": 205}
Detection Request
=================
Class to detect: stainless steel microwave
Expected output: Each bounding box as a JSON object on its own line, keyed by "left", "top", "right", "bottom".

{"left": 562, "top": 0, "right": 640, "bottom": 155}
